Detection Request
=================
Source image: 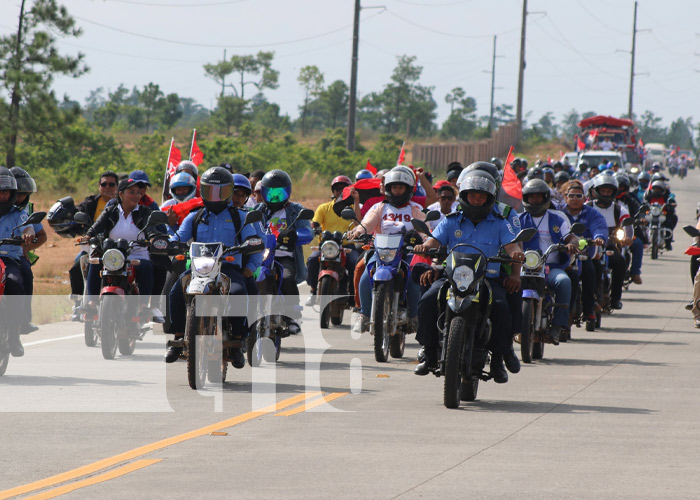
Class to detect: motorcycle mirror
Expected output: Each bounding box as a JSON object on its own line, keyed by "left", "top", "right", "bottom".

{"left": 570, "top": 222, "right": 586, "bottom": 235}
{"left": 511, "top": 227, "right": 537, "bottom": 244}
{"left": 340, "top": 207, "right": 358, "bottom": 221}
{"left": 25, "top": 211, "right": 46, "bottom": 226}
{"left": 73, "top": 212, "right": 91, "bottom": 225}
{"left": 683, "top": 225, "right": 700, "bottom": 238}
{"left": 423, "top": 210, "right": 441, "bottom": 223}
{"left": 621, "top": 218, "right": 634, "bottom": 227}
{"left": 297, "top": 208, "right": 314, "bottom": 221}
{"left": 146, "top": 210, "right": 168, "bottom": 226}
{"left": 243, "top": 210, "right": 263, "bottom": 226}
{"left": 411, "top": 218, "right": 432, "bottom": 236}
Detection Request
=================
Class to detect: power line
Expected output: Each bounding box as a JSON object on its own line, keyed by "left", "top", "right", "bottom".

{"left": 575, "top": 0, "right": 627, "bottom": 34}
{"left": 100, "top": 0, "right": 253, "bottom": 6}
{"left": 390, "top": 0, "right": 473, "bottom": 6}
{"left": 385, "top": 9, "right": 520, "bottom": 39}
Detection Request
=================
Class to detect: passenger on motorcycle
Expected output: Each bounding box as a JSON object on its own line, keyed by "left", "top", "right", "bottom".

{"left": 425, "top": 183, "right": 458, "bottom": 231}
{"left": 164, "top": 167, "right": 263, "bottom": 365}
{"left": 634, "top": 172, "right": 651, "bottom": 203}
{"left": 560, "top": 180, "right": 608, "bottom": 328}
{"left": 254, "top": 169, "right": 313, "bottom": 335}
{"left": 0, "top": 167, "right": 36, "bottom": 357}
{"left": 305, "top": 175, "right": 360, "bottom": 306}
{"left": 245, "top": 170, "right": 266, "bottom": 209}
{"left": 643, "top": 179, "right": 677, "bottom": 250}
{"left": 412, "top": 170, "right": 524, "bottom": 383}
{"left": 615, "top": 172, "right": 645, "bottom": 285}
{"left": 10, "top": 167, "right": 45, "bottom": 335}
{"left": 588, "top": 174, "right": 632, "bottom": 310}
{"left": 519, "top": 180, "right": 580, "bottom": 344}
{"left": 348, "top": 166, "right": 426, "bottom": 335}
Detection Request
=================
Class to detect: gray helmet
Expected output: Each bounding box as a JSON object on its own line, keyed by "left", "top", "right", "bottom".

{"left": 650, "top": 179, "right": 667, "bottom": 197}
{"left": 522, "top": 179, "right": 551, "bottom": 216}
{"left": 458, "top": 161, "right": 501, "bottom": 191}
{"left": 553, "top": 171, "right": 570, "bottom": 185}
{"left": 458, "top": 170, "right": 497, "bottom": 221}
{"left": 592, "top": 174, "right": 618, "bottom": 208}
{"left": 490, "top": 157, "right": 504, "bottom": 170}
{"left": 638, "top": 171, "right": 651, "bottom": 189}
{"left": 528, "top": 166, "right": 544, "bottom": 181}
{"left": 384, "top": 166, "right": 416, "bottom": 207}
{"left": 0, "top": 166, "right": 18, "bottom": 217}
{"left": 614, "top": 172, "right": 630, "bottom": 191}
{"left": 9, "top": 167, "right": 36, "bottom": 194}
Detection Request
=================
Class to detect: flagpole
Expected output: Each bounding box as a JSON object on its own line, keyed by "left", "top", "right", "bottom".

{"left": 166, "top": 137, "right": 174, "bottom": 172}
{"left": 189, "top": 129, "right": 196, "bottom": 161}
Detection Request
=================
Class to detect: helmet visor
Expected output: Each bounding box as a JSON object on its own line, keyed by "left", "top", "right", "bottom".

{"left": 262, "top": 186, "right": 290, "bottom": 204}
{"left": 200, "top": 183, "right": 233, "bottom": 203}
{"left": 0, "top": 176, "right": 17, "bottom": 191}
{"left": 459, "top": 176, "right": 496, "bottom": 196}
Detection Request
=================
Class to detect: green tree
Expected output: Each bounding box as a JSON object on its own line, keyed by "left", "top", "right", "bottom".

{"left": 158, "top": 93, "right": 182, "bottom": 129}
{"left": 667, "top": 117, "right": 693, "bottom": 149}
{"left": 297, "top": 65, "right": 324, "bottom": 136}
{"left": 0, "top": 0, "right": 88, "bottom": 167}
{"left": 139, "top": 82, "right": 163, "bottom": 132}
{"left": 445, "top": 87, "right": 466, "bottom": 114}
{"left": 441, "top": 94, "right": 477, "bottom": 140}
{"left": 638, "top": 110, "right": 666, "bottom": 144}
{"left": 560, "top": 109, "right": 580, "bottom": 141}
{"left": 319, "top": 80, "right": 348, "bottom": 129}
{"left": 203, "top": 51, "right": 279, "bottom": 100}
{"left": 212, "top": 95, "right": 247, "bottom": 136}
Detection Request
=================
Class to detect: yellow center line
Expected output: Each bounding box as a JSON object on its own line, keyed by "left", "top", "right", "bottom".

{"left": 0, "top": 392, "right": 319, "bottom": 500}
{"left": 275, "top": 392, "right": 349, "bottom": 417}
{"left": 23, "top": 460, "right": 162, "bottom": 500}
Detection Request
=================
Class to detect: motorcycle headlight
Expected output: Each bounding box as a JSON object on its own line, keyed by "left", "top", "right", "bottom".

{"left": 452, "top": 265, "right": 474, "bottom": 292}
{"left": 192, "top": 256, "right": 216, "bottom": 275}
{"left": 615, "top": 228, "right": 625, "bottom": 240}
{"left": 102, "top": 249, "right": 125, "bottom": 271}
{"left": 321, "top": 240, "right": 340, "bottom": 259}
{"left": 377, "top": 248, "right": 397, "bottom": 263}
{"left": 523, "top": 250, "right": 542, "bottom": 270}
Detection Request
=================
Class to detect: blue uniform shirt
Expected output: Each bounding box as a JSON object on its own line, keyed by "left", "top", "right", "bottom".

{"left": 0, "top": 207, "right": 31, "bottom": 260}
{"left": 170, "top": 204, "right": 263, "bottom": 273}
{"left": 432, "top": 211, "right": 517, "bottom": 277}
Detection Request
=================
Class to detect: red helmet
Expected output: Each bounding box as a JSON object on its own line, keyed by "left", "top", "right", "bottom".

{"left": 331, "top": 175, "right": 352, "bottom": 190}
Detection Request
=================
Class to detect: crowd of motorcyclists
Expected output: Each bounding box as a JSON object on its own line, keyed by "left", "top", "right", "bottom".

{"left": 0, "top": 149, "right": 687, "bottom": 398}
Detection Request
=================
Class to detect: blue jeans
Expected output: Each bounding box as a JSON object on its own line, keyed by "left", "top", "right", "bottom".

{"left": 630, "top": 237, "right": 643, "bottom": 276}
{"left": 547, "top": 267, "right": 571, "bottom": 328}
{"left": 359, "top": 255, "right": 420, "bottom": 318}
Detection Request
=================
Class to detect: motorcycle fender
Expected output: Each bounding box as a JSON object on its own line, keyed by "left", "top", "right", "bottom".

{"left": 522, "top": 289, "right": 540, "bottom": 300}
{"left": 101, "top": 287, "right": 124, "bottom": 297}
{"left": 187, "top": 278, "right": 212, "bottom": 295}
{"left": 447, "top": 295, "right": 472, "bottom": 314}
{"left": 373, "top": 266, "right": 395, "bottom": 282}
{"left": 318, "top": 269, "right": 340, "bottom": 282}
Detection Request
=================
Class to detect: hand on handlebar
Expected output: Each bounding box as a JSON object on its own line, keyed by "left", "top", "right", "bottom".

{"left": 594, "top": 238, "right": 606, "bottom": 247}
{"left": 509, "top": 250, "right": 525, "bottom": 262}
{"left": 420, "top": 268, "right": 437, "bottom": 287}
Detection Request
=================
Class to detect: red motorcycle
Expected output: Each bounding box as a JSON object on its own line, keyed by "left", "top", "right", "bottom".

{"left": 313, "top": 229, "right": 354, "bottom": 329}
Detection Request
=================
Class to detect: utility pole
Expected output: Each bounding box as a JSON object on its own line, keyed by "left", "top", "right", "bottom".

{"left": 515, "top": 0, "right": 527, "bottom": 134}
{"left": 347, "top": 0, "right": 361, "bottom": 151}
{"left": 628, "top": 1, "right": 638, "bottom": 119}
{"left": 489, "top": 35, "right": 497, "bottom": 131}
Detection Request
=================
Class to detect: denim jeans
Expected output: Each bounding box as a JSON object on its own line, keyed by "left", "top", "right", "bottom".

{"left": 546, "top": 267, "right": 571, "bottom": 328}
{"left": 359, "top": 254, "right": 420, "bottom": 318}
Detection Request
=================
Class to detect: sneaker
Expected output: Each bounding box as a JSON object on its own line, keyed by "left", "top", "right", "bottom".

{"left": 150, "top": 307, "right": 165, "bottom": 324}
{"left": 631, "top": 274, "right": 642, "bottom": 285}
{"left": 231, "top": 348, "right": 245, "bottom": 369}
{"left": 71, "top": 305, "right": 81, "bottom": 322}
{"left": 687, "top": 301, "right": 695, "bottom": 311}
{"left": 543, "top": 325, "right": 560, "bottom": 346}
{"left": 20, "top": 323, "right": 39, "bottom": 335}
{"left": 611, "top": 300, "right": 623, "bottom": 310}
{"left": 288, "top": 320, "right": 301, "bottom": 335}
{"left": 695, "top": 318, "right": 700, "bottom": 329}
{"left": 503, "top": 346, "right": 521, "bottom": 373}
{"left": 352, "top": 314, "right": 369, "bottom": 335}
{"left": 9, "top": 336, "right": 24, "bottom": 357}
{"left": 305, "top": 293, "right": 316, "bottom": 307}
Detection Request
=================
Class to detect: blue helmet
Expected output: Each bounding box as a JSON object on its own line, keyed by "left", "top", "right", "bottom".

{"left": 169, "top": 172, "right": 197, "bottom": 202}
{"left": 638, "top": 171, "right": 651, "bottom": 189}
{"left": 355, "top": 169, "right": 373, "bottom": 181}
{"left": 232, "top": 173, "right": 252, "bottom": 195}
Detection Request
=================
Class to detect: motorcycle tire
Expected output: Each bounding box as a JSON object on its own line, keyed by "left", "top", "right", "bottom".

{"left": 100, "top": 295, "right": 119, "bottom": 360}
{"left": 319, "top": 275, "right": 335, "bottom": 329}
{"left": 331, "top": 308, "right": 344, "bottom": 326}
{"left": 595, "top": 311, "right": 602, "bottom": 328}
{"left": 84, "top": 321, "right": 97, "bottom": 347}
{"left": 533, "top": 340, "right": 545, "bottom": 360}
{"left": 207, "top": 359, "right": 227, "bottom": 384}
{"left": 521, "top": 299, "right": 535, "bottom": 364}
{"left": 390, "top": 332, "right": 405, "bottom": 359}
{"left": 444, "top": 316, "right": 471, "bottom": 408}
{"left": 161, "top": 271, "right": 179, "bottom": 333}
{"left": 118, "top": 334, "right": 136, "bottom": 356}
{"left": 651, "top": 229, "right": 658, "bottom": 260}
{"left": 372, "top": 282, "right": 393, "bottom": 362}
{"left": 0, "top": 318, "right": 9, "bottom": 377}
{"left": 185, "top": 300, "right": 207, "bottom": 390}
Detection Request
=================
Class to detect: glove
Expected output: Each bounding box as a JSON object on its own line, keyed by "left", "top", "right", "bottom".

{"left": 277, "top": 228, "right": 297, "bottom": 249}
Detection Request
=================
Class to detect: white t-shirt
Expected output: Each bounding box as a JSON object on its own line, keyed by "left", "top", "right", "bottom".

{"left": 600, "top": 139, "right": 613, "bottom": 151}
{"left": 380, "top": 203, "right": 415, "bottom": 234}
{"left": 530, "top": 210, "right": 571, "bottom": 264}
{"left": 593, "top": 202, "right": 629, "bottom": 228}
{"left": 268, "top": 208, "right": 293, "bottom": 258}
{"left": 110, "top": 205, "right": 149, "bottom": 260}
{"left": 426, "top": 201, "right": 459, "bottom": 231}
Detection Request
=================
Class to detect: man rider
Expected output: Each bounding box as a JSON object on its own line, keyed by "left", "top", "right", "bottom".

{"left": 412, "top": 170, "right": 525, "bottom": 383}
{"left": 643, "top": 179, "right": 677, "bottom": 251}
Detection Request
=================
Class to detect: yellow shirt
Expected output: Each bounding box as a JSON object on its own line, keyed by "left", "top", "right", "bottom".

{"left": 94, "top": 197, "right": 108, "bottom": 220}
{"left": 313, "top": 200, "right": 355, "bottom": 244}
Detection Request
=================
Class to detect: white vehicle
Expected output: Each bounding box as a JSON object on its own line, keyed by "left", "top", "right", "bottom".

{"left": 645, "top": 143, "right": 667, "bottom": 169}
{"left": 576, "top": 151, "right": 624, "bottom": 171}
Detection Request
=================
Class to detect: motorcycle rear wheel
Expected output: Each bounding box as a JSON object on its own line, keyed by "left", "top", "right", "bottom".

{"left": 84, "top": 321, "right": 97, "bottom": 347}
{"left": 389, "top": 332, "right": 405, "bottom": 358}
{"left": 100, "top": 296, "right": 119, "bottom": 360}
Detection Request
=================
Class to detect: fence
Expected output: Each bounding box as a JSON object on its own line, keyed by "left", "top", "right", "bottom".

{"left": 412, "top": 122, "right": 520, "bottom": 173}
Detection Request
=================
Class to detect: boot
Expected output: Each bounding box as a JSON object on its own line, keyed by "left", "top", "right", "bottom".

{"left": 9, "top": 334, "right": 24, "bottom": 357}
{"left": 490, "top": 355, "right": 508, "bottom": 383}
{"left": 414, "top": 346, "right": 437, "bottom": 376}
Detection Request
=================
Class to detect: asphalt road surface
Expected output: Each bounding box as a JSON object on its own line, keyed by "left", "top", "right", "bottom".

{"left": 2, "top": 169, "right": 700, "bottom": 499}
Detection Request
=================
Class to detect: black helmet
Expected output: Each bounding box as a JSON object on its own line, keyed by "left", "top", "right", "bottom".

{"left": 10, "top": 167, "right": 36, "bottom": 194}
{"left": 47, "top": 196, "right": 83, "bottom": 238}
{"left": 553, "top": 161, "right": 564, "bottom": 171}
{"left": 578, "top": 160, "right": 590, "bottom": 171}
{"left": 592, "top": 174, "right": 618, "bottom": 208}
{"left": 553, "top": 171, "right": 570, "bottom": 185}
{"left": 383, "top": 166, "right": 416, "bottom": 207}
{"left": 614, "top": 172, "right": 630, "bottom": 192}
{"left": 522, "top": 179, "right": 551, "bottom": 216}
{"left": 528, "top": 166, "right": 544, "bottom": 181}
{"left": 0, "top": 166, "right": 17, "bottom": 217}
{"left": 490, "top": 157, "right": 504, "bottom": 170}
{"left": 200, "top": 166, "right": 234, "bottom": 214}
{"left": 458, "top": 170, "right": 497, "bottom": 222}
{"left": 260, "top": 169, "right": 292, "bottom": 212}
{"left": 650, "top": 179, "right": 666, "bottom": 198}
{"left": 459, "top": 161, "right": 501, "bottom": 191}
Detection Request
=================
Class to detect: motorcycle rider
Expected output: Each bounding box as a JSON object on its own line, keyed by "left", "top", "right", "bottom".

{"left": 0, "top": 167, "right": 36, "bottom": 357}
{"left": 643, "top": 179, "right": 677, "bottom": 250}
{"left": 254, "top": 169, "right": 313, "bottom": 335}
{"left": 588, "top": 175, "right": 632, "bottom": 310}
{"left": 634, "top": 172, "right": 651, "bottom": 203}
{"left": 518, "top": 179, "right": 580, "bottom": 344}
{"left": 615, "top": 171, "right": 645, "bottom": 285}
{"left": 245, "top": 170, "right": 266, "bottom": 209}
{"left": 164, "top": 167, "right": 263, "bottom": 365}
{"left": 305, "top": 175, "right": 359, "bottom": 306}
{"left": 10, "top": 167, "right": 46, "bottom": 335}
{"left": 412, "top": 170, "right": 524, "bottom": 382}
{"left": 162, "top": 160, "right": 199, "bottom": 203}
{"left": 348, "top": 166, "right": 426, "bottom": 335}
{"left": 425, "top": 183, "right": 458, "bottom": 231}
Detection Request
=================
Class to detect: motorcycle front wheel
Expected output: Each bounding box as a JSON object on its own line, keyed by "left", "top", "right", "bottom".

{"left": 651, "top": 228, "right": 659, "bottom": 260}
{"left": 372, "top": 282, "right": 393, "bottom": 362}
{"left": 521, "top": 299, "right": 535, "bottom": 364}
{"left": 319, "top": 275, "right": 336, "bottom": 329}
{"left": 100, "top": 295, "right": 119, "bottom": 360}
{"left": 443, "top": 316, "right": 472, "bottom": 408}
{"left": 0, "top": 312, "right": 9, "bottom": 376}
{"left": 84, "top": 321, "right": 97, "bottom": 347}
{"left": 185, "top": 300, "right": 208, "bottom": 390}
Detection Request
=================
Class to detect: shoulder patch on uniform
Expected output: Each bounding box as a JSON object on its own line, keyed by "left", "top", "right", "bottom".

{"left": 512, "top": 217, "right": 521, "bottom": 229}
{"left": 553, "top": 225, "right": 560, "bottom": 233}
{"left": 454, "top": 229, "right": 463, "bottom": 238}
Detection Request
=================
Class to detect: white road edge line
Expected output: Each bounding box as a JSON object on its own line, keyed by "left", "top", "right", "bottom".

{"left": 24, "top": 334, "right": 83, "bottom": 347}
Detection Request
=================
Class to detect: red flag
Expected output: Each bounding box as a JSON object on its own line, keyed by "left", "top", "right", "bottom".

{"left": 638, "top": 138, "right": 644, "bottom": 148}
{"left": 166, "top": 138, "right": 182, "bottom": 178}
{"left": 171, "top": 197, "right": 204, "bottom": 225}
{"left": 397, "top": 142, "right": 406, "bottom": 165}
{"left": 547, "top": 156, "right": 552, "bottom": 163}
{"left": 190, "top": 129, "right": 204, "bottom": 166}
{"left": 501, "top": 146, "right": 522, "bottom": 201}
{"left": 365, "top": 159, "right": 377, "bottom": 176}
{"left": 577, "top": 137, "right": 586, "bottom": 151}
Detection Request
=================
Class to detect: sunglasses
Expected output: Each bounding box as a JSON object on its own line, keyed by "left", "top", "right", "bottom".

{"left": 566, "top": 193, "right": 584, "bottom": 199}
{"left": 439, "top": 196, "right": 455, "bottom": 201}
{"left": 100, "top": 182, "right": 116, "bottom": 187}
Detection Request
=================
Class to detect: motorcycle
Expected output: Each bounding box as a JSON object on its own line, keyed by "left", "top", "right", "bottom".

{"left": 340, "top": 207, "right": 421, "bottom": 363}
{"left": 640, "top": 202, "right": 672, "bottom": 260}
{"left": 412, "top": 217, "right": 535, "bottom": 408}
{"left": 311, "top": 228, "right": 354, "bottom": 329}
{"left": 167, "top": 210, "right": 264, "bottom": 389}
{"left": 0, "top": 211, "right": 46, "bottom": 376}
{"left": 248, "top": 208, "right": 314, "bottom": 367}
{"left": 74, "top": 210, "right": 168, "bottom": 360}
{"left": 519, "top": 222, "right": 585, "bottom": 363}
